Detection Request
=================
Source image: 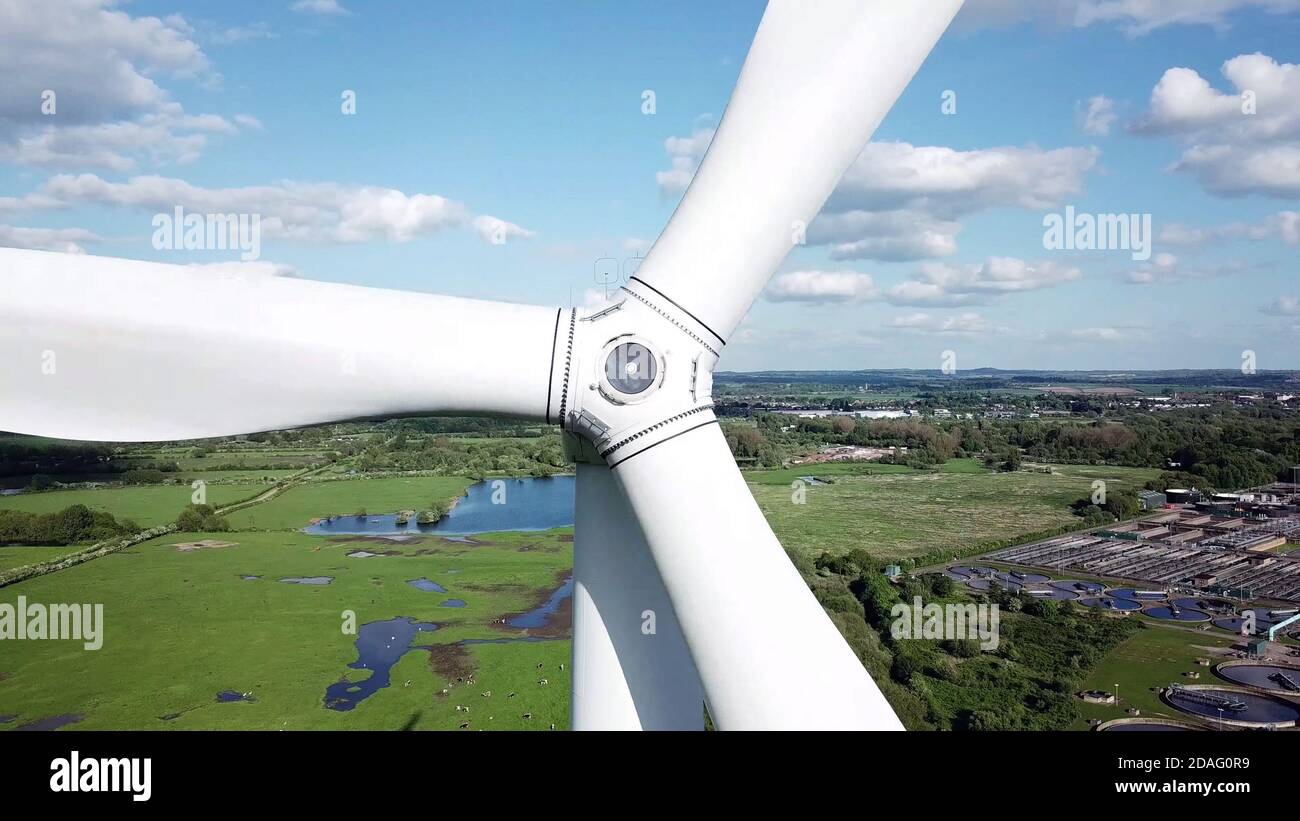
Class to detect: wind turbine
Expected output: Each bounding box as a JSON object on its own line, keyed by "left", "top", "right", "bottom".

{"left": 0, "top": 0, "right": 963, "bottom": 729}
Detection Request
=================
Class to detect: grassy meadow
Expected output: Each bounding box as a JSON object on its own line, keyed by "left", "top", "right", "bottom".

{"left": 0, "top": 528, "right": 572, "bottom": 730}
{"left": 746, "top": 458, "right": 1160, "bottom": 560}
{"left": 0, "top": 483, "right": 267, "bottom": 527}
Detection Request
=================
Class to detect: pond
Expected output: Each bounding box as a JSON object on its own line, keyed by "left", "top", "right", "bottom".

{"left": 304, "top": 476, "right": 575, "bottom": 536}
{"left": 324, "top": 617, "right": 439, "bottom": 712}
{"left": 507, "top": 576, "right": 574, "bottom": 629}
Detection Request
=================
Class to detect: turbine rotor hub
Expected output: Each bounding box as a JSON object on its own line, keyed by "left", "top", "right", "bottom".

{"left": 548, "top": 284, "right": 720, "bottom": 468}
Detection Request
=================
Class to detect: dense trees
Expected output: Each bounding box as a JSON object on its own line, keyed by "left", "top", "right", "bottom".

{"left": 805, "top": 548, "right": 1139, "bottom": 730}
{"left": 175, "top": 504, "right": 230, "bottom": 532}
{"left": 740, "top": 406, "right": 1298, "bottom": 490}
{"left": 0, "top": 504, "right": 138, "bottom": 545}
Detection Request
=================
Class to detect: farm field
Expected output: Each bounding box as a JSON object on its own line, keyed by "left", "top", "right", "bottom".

{"left": 0, "top": 545, "right": 85, "bottom": 572}
{"left": 225, "top": 476, "right": 474, "bottom": 530}
{"left": 746, "top": 460, "right": 1160, "bottom": 560}
{"left": 0, "top": 527, "right": 573, "bottom": 731}
{"left": 0, "top": 483, "right": 266, "bottom": 527}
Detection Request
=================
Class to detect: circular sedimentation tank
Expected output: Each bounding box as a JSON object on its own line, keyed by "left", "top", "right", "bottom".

{"left": 1025, "top": 585, "right": 1078, "bottom": 600}
{"left": 1163, "top": 685, "right": 1300, "bottom": 727}
{"left": 1079, "top": 597, "right": 1141, "bottom": 612}
{"left": 1144, "top": 605, "right": 1211, "bottom": 622}
{"left": 1215, "top": 662, "right": 1300, "bottom": 694}
{"left": 1110, "top": 587, "right": 1167, "bottom": 602}
{"left": 1051, "top": 579, "right": 1104, "bottom": 595}
{"left": 1172, "top": 597, "right": 1235, "bottom": 614}
{"left": 966, "top": 577, "right": 1022, "bottom": 592}
{"left": 1212, "top": 608, "right": 1279, "bottom": 634}
{"left": 996, "top": 570, "right": 1049, "bottom": 584}
{"left": 1098, "top": 718, "right": 1199, "bottom": 732}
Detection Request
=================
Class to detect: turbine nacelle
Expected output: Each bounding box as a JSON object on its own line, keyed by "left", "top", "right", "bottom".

{"left": 550, "top": 282, "right": 721, "bottom": 470}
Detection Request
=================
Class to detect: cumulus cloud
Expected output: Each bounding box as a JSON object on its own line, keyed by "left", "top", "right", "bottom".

{"left": 17, "top": 173, "right": 532, "bottom": 246}
{"left": 471, "top": 215, "right": 536, "bottom": 245}
{"left": 808, "top": 210, "right": 961, "bottom": 262}
{"left": 1078, "top": 95, "right": 1117, "bottom": 135}
{"left": 291, "top": 0, "right": 351, "bottom": 16}
{"left": 655, "top": 128, "right": 714, "bottom": 196}
{"left": 828, "top": 142, "right": 1099, "bottom": 217}
{"left": 0, "top": 224, "right": 102, "bottom": 253}
{"left": 1158, "top": 211, "right": 1300, "bottom": 245}
{"left": 1075, "top": 0, "right": 1300, "bottom": 35}
{"left": 1124, "top": 252, "right": 1248, "bottom": 284}
{"left": 885, "top": 257, "right": 1082, "bottom": 306}
{"left": 0, "top": 0, "right": 260, "bottom": 170}
{"left": 957, "top": 0, "right": 1300, "bottom": 35}
{"left": 766, "top": 271, "right": 878, "bottom": 304}
{"left": 1133, "top": 53, "right": 1300, "bottom": 197}
{"left": 1067, "top": 326, "right": 1128, "bottom": 341}
{"left": 654, "top": 131, "right": 1098, "bottom": 262}
{"left": 890, "top": 312, "right": 1004, "bottom": 335}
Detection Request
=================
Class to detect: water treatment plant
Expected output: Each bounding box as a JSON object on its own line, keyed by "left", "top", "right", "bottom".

{"left": 929, "top": 481, "right": 1300, "bottom": 731}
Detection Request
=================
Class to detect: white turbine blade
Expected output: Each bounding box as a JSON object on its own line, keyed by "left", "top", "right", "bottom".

{"left": 0, "top": 248, "right": 560, "bottom": 441}
{"left": 611, "top": 421, "right": 902, "bottom": 730}
{"left": 572, "top": 460, "right": 703, "bottom": 730}
{"left": 630, "top": 0, "right": 963, "bottom": 344}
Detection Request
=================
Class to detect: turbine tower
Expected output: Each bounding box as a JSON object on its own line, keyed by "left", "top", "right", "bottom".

{"left": 0, "top": 0, "right": 964, "bottom": 729}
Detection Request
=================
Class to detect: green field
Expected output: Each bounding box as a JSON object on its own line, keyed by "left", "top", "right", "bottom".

{"left": 0, "top": 545, "right": 85, "bottom": 572}
{"left": 746, "top": 460, "right": 1159, "bottom": 559}
{"left": 1071, "top": 624, "right": 1236, "bottom": 729}
{"left": 0, "top": 527, "right": 572, "bottom": 730}
{"left": 0, "top": 484, "right": 266, "bottom": 528}
{"left": 225, "top": 476, "right": 473, "bottom": 530}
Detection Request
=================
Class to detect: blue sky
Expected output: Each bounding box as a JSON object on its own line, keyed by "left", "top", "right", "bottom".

{"left": 2, "top": 0, "right": 1299, "bottom": 371}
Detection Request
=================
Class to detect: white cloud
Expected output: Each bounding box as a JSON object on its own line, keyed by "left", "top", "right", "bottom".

{"left": 890, "top": 312, "right": 1003, "bottom": 335}
{"left": 1261, "top": 296, "right": 1300, "bottom": 315}
{"left": 22, "top": 173, "right": 532, "bottom": 246}
{"left": 470, "top": 215, "right": 536, "bottom": 245}
{"left": 808, "top": 210, "right": 961, "bottom": 262}
{"left": 1068, "top": 326, "right": 1127, "bottom": 341}
{"left": 655, "top": 130, "right": 1098, "bottom": 262}
{"left": 0, "top": 1, "right": 263, "bottom": 171}
{"left": 1158, "top": 211, "right": 1300, "bottom": 245}
{"left": 1133, "top": 53, "right": 1300, "bottom": 197}
{"left": 0, "top": 224, "right": 101, "bottom": 253}
{"left": 957, "top": 0, "right": 1300, "bottom": 35}
{"left": 291, "top": 0, "right": 351, "bottom": 16}
{"left": 655, "top": 127, "right": 714, "bottom": 196}
{"left": 1125, "top": 252, "right": 1247, "bottom": 284}
{"left": 766, "top": 271, "right": 877, "bottom": 304}
{"left": 886, "top": 257, "right": 1082, "bottom": 306}
{"left": 1079, "top": 95, "right": 1117, "bottom": 136}
{"left": 1075, "top": 0, "right": 1300, "bottom": 35}
{"left": 210, "top": 23, "right": 277, "bottom": 45}
{"left": 829, "top": 142, "right": 1099, "bottom": 216}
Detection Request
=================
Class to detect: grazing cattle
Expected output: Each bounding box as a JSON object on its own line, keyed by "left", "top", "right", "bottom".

{"left": 538, "top": 678, "right": 548, "bottom": 685}
{"left": 459, "top": 722, "right": 470, "bottom": 730}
